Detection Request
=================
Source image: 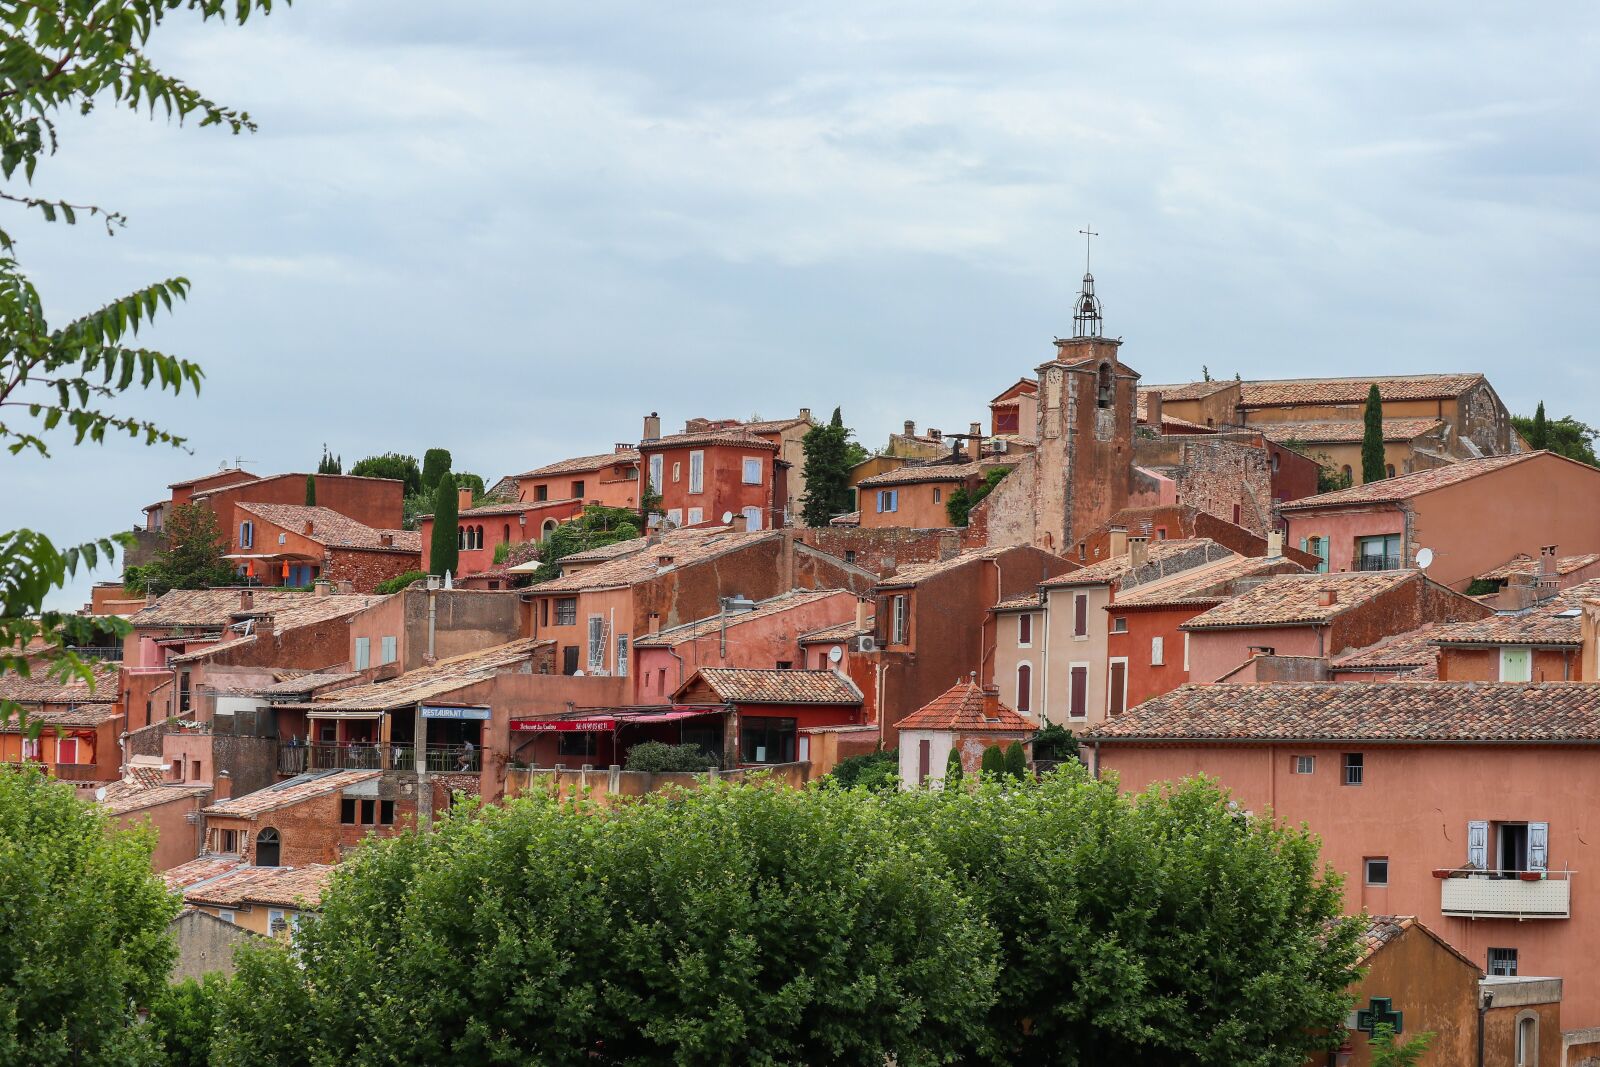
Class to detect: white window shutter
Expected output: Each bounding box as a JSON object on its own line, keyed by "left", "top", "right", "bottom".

{"left": 1529, "top": 822, "right": 1549, "bottom": 871}
{"left": 1151, "top": 636, "right": 1164, "bottom": 666}
{"left": 1467, "top": 820, "right": 1488, "bottom": 870}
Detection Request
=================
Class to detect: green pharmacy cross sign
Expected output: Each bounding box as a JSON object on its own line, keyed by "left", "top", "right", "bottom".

{"left": 1355, "top": 997, "right": 1404, "bottom": 1038}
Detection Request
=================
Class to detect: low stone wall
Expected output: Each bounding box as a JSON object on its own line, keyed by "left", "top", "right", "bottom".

{"left": 504, "top": 762, "right": 810, "bottom": 805}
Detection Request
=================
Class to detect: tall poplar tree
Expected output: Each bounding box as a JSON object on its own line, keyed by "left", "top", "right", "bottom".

{"left": 304, "top": 474, "right": 316, "bottom": 506}
{"left": 422, "top": 448, "right": 452, "bottom": 495}
{"left": 429, "top": 473, "right": 459, "bottom": 578}
{"left": 1361, "top": 383, "right": 1387, "bottom": 484}
{"left": 1529, "top": 402, "right": 1549, "bottom": 450}
{"left": 800, "top": 408, "right": 855, "bottom": 526}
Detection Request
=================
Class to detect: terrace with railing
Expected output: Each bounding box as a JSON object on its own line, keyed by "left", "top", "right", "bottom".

{"left": 1437, "top": 867, "right": 1572, "bottom": 919}
{"left": 277, "top": 742, "right": 481, "bottom": 776}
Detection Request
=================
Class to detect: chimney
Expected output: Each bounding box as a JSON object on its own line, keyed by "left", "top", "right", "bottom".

{"left": 615, "top": 442, "right": 632, "bottom": 454}
{"left": 239, "top": 589, "right": 254, "bottom": 611}
{"left": 656, "top": 553, "right": 675, "bottom": 570}
{"left": 1505, "top": 572, "right": 1536, "bottom": 611}
{"left": 929, "top": 428, "right": 942, "bottom": 441}
{"left": 313, "top": 580, "right": 332, "bottom": 597}
{"left": 1318, "top": 588, "right": 1338, "bottom": 608}
{"left": 1109, "top": 525, "right": 1129, "bottom": 558}
{"left": 1537, "top": 546, "right": 1560, "bottom": 592}
{"left": 379, "top": 532, "right": 394, "bottom": 547}
{"left": 799, "top": 407, "right": 811, "bottom": 422}
{"left": 213, "top": 770, "right": 232, "bottom": 803}
{"left": 969, "top": 421, "right": 983, "bottom": 455}
{"left": 1267, "top": 530, "right": 1283, "bottom": 559}
{"left": 854, "top": 597, "right": 871, "bottom": 634}
{"left": 254, "top": 614, "right": 275, "bottom": 639}
{"left": 457, "top": 486, "right": 473, "bottom": 512}
{"left": 647, "top": 611, "right": 661, "bottom": 635}
{"left": 303, "top": 520, "right": 315, "bottom": 535}
{"left": 1128, "top": 535, "right": 1149, "bottom": 568}
{"left": 904, "top": 420, "right": 916, "bottom": 437}
{"left": 730, "top": 513, "right": 748, "bottom": 533}
{"left": 337, "top": 579, "right": 354, "bottom": 595}
{"left": 1145, "top": 389, "right": 1164, "bottom": 430}
{"left": 643, "top": 411, "right": 661, "bottom": 441}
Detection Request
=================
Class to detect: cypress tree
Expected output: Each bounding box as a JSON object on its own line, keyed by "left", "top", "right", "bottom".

{"left": 944, "top": 747, "right": 963, "bottom": 788}
{"left": 1361, "top": 383, "right": 1386, "bottom": 484}
{"left": 979, "top": 744, "right": 1005, "bottom": 778}
{"left": 1004, "top": 741, "right": 1027, "bottom": 780}
{"left": 800, "top": 408, "right": 853, "bottom": 527}
{"left": 304, "top": 474, "right": 316, "bottom": 506}
{"left": 1530, "top": 402, "right": 1549, "bottom": 450}
{"left": 422, "top": 449, "right": 452, "bottom": 494}
{"left": 430, "top": 473, "right": 459, "bottom": 577}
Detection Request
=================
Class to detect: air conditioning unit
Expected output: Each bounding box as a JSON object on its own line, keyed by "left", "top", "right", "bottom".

{"left": 849, "top": 635, "right": 877, "bottom": 654}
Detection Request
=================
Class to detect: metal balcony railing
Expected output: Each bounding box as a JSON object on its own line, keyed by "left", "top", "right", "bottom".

{"left": 278, "top": 742, "right": 479, "bottom": 775}
{"left": 1357, "top": 553, "right": 1402, "bottom": 571}
{"left": 67, "top": 646, "right": 124, "bottom": 662}
{"left": 1438, "top": 868, "right": 1571, "bottom": 919}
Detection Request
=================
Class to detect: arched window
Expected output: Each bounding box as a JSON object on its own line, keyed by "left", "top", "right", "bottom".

{"left": 1386, "top": 464, "right": 1396, "bottom": 478}
{"left": 1341, "top": 465, "right": 1353, "bottom": 484}
{"left": 1017, "top": 664, "right": 1032, "bottom": 714}
{"left": 458, "top": 527, "right": 466, "bottom": 550}
{"left": 1096, "top": 363, "right": 1114, "bottom": 409}
{"left": 256, "top": 827, "right": 280, "bottom": 867}
{"left": 1517, "top": 1012, "right": 1538, "bottom": 1066}
{"left": 541, "top": 518, "right": 558, "bottom": 539}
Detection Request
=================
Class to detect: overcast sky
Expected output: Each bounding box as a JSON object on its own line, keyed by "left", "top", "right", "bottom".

{"left": 8, "top": 1, "right": 1598, "bottom": 609}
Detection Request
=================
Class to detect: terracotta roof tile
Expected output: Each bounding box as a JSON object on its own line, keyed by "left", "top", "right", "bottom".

{"left": 254, "top": 672, "right": 362, "bottom": 699}
{"left": 1332, "top": 626, "right": 1443, "bottom": 673}
{"left": 897, "top": 677, "right": 1032, "bottom": 732}
{"left": 1182, "top": 571, "right": 1421, "bottom": 630}
{"left": 169, "top": 468, "right": 258, "bottom": 489}
{"left": 1087, "top": 681, "right": 1600, "bottom": 743}
{"left": 162, "top": 855, "right": 247, "bottom": 891}
{"left": 994, "top": 592, "right": 1044, "bottom": 612}
{"left": 639, "top": 428, "right": 778, "bottom": 452}
{"left": 634, "top": 590, "right": 849, "bottom": 649}
{"left": 162, "top": 595, "right": 386, "bottom": 664}
{"left": 1279, "top": 453, "right": 1538, "bottom": 511}
{"left": 1258, "top": 419, "right": 1445, "bottom": 445}
{"left": 514, "top": 450, "right": 641, "bottom": 479}
{"left": 1137, "top": 381, "right": 1237, "bottom": 402}
{"left": 1110, "top": 554, "right": 1302, "bottom": 609}
{"left": 291, "top": 638, "right": 548, "bottom": 713}
{"left": 686, "top": 668, "right": 862, "bottom": 705}
{"left": 183, "top": 864, "right": 336, "bottom": 910}
{"left": 1039, "top": 538, "right": 1216, "bottom": 589}
{"left": 799, "top": 618, "right": 874, "bottom": 644}
{"left": 204, "top": 770, "right": 380, "bottom": 818}
{"left": 456, "top": 498, "right": 579, "bottom": 518}
{"left": 532, "top": 530, "right": 778, "bottom": 593}
{"left": 872, "top": 546, "right": 1016, "bottom": 590}
{"left": 557, "top": 537, "right": 650, "bottom": 566}
{"left": 1481, "top": 553, "right": 1600, "bottom": 582}
{"left": 828, "top": 511, "right": 861, "bottom": 527}
{"left": 1427, "top": 583, "right": 1600, "bottom": 647}
{"left": 1236, "top": 374, "right": 1485, "bottom": 408}
{"left": 857, "top": 460, "right": 985, "bottom": 488}
{"left": 0, "top": 660, "right": 119, "bottom": 709}
{"left": 236, "top": 504, "right": 421, "bottom": 553}
{"left": 740, "top": 415, "right": 813, "bottom": 434}
{"left": 97, "top": 778, "right": 211, "bottom": 816}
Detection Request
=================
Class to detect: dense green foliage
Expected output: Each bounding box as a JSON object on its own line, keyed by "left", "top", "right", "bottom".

{"left": 1512, "top": 409, "right": 1599, "bottom": 466}
{"left": 1032, "top": 721, "right": 1079, "bottom": 762}
{"left": 979, "top": 744, "right": 1005, "bottom": 777}
{"left": 373, "top": 570, "right": 426, "bottom": 595}
{"left": 530, "top": 506, "right": 640, "bottom": 582}
{"left": 946, "top": 466, "right": 1010, "bottom": 526}
{"left": 1003, "top": 741, "right": 1027, "bottom": 779}
{"left": 215, "top": 785, "right": 997, "bottom": 1066}
{"left": 146, "top": 974, "right": 229, "bottom": 1067}
{"left": 944, "top": 747, "right": 962, "bottom": 786}
{"left": 304, "top": 473, "right": 316, "bottom": 506}
{"left": 0, "top": 767, "right": 180, "bottom": 1065}
{"left": 421, "top": 448, "right": 452, "bottom": 494}
{"left": 1361, "top": 384, "right": 1386, "bottom": 484}
{"left": 825, "top": 749, "right": 898, "bottom": 791}
{"left": 1528, "top": 402, "right": 1548, "bottom": 450}
{"left": 456, "top": 471, "right": 485, "bottom": 497}
{"left": 623, "top": 741, "right": 719, "bottom": 772}
{"left": 124, "top": 501, "right": 236, "bottom": 595}
{"left": 429, "top": 473, "right": 459, "bottom": 578}
{"left": 799, "top": 408, "right": 856, "bottom": 526}
{"left": 350, "top": 452, "right": 422, "bottom": 495}
{"left": 214, "top": 773, "right": 1360, "bottom": 1066}
{"left": 316, "top": 445, "right": 341, "bottom": 475}
{"left": 0, "top": 0, "right": 280, "bottom": 733}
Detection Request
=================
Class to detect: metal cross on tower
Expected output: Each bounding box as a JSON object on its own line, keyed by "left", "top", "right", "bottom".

{"left": 1071, "top": 225, "right": 1104, "bottom": 338}
{"left": 1079, "top": 225, "right": 1099, "bottom": 273}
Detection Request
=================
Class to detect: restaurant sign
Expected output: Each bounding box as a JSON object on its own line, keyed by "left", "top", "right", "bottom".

{"left": 420, "top": 704, "right": 492, "bottom": 721}
{"left": 510, "top": 717, "right": 616, "bottom": 733}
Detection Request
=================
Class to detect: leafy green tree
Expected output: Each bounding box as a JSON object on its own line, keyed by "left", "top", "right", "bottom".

{"left": 304, "top": 473, "right": 316, "bottom": 507}
{"left": 137, "top": 502, "right": 236, "bottom": 593}
{"left": 0, "top": 767, "right": 181, "bottom": 1065}
{"left": 623, "top": 741, "right": 717, "bottom": 772}
{"left": 800, "top": 408, "right": 858, "bottom": 526}
{"left": 350, "top": 452, "right": 422, "bottom": 495}
{"left": 1369, "top": 1023, "right": 1433, "bottom": 1067}
{"left": 1528, "top": 401, "right": 1549, "bottom": 450}
{"left": 317, "top": 445, "right": 341, "bottom": 475}
{"left": 825, "top": 750, "right": 898, "bottom": 791}
{"left": 373, "top": 570, "right": 426, "bottom": 595}
{"left": 1004, "top": 741, "right": 1027, "bottom": 779}
{"left": 147, "top": 973, "right": 230, "bottom": 1067}
{"left": 889, "top": 771, "right": 1362, "bottom": 1065}
{"left": 1512, "top": 410, "right": 1599, "bottom": 466}
{"left": 1032, "top": 722, "right": 1079, "bottom": 763}
{"left": 980, "top": 744, "right": 1005, "bottom": 778}
{"left": 946, "top": 466, "right": 1011, "bottom": 526}
{"left": 0, "top": 0, "right": 281, "bottom": 733}
{"left": 421, "top": 448, "right": 452, "bottom": 494}
{"left": 215, "top": 784, "right": 997, "bottom": 1066}
{"left": 530, "top": 506, "right": 640, "bottom": 582}
{"left": 944, "top": 747, "right": 963, "bottom": 787}
{"left": 429, "top": 473, "right": 459, "bottom": 577}
{"left": 1361, "top": 384, "right": 1386, "bottom": 484}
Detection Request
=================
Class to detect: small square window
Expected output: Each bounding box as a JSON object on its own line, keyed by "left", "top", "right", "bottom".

{"left": 1343, "top": 752, "right": 1364, "bottom": 786}
{"left": 1111, "top": 617, "right": 1127, "bottom": 634}
{"left": 1293, "top": 755, "right": 1315, "bottom": 775}
{"left": 1364, "top": 857, "right": 1389, "bottom": 886}
{"left": 742, "top": 458, "right": 762, "bottom": 485}
{"left": 340, "top": 798, "right": 357, "bottom": 824}
{"left": 1488, "top": 947, "right": 1519, "bottom": 977}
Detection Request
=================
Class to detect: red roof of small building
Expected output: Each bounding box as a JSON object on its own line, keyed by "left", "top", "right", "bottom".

{"left": 1258, "top": 418, "right": 1446, "bottom": 445}
{"left": 857, "top": 460, "right": 986, "bottom": 488}
{"left": 683, "top": 668, "right": 863, "bottom": 705}
{"left": 183, "top": 864, "right": 336, "bottom": 910}
{"left": 1236, "top": 373, "right": 1485, "bottom": 408}
{"left": 514, "top": 450, "right": 641, "bottom": 479}
{"left": 236, "top": 503, "right": 420, "bottom": 553}
{"left": 639, "top": 428, "right": 778, "bottom": 452}
{"left": 1278, "top": 453, "right": 1540, "bottom": 512}
{"left": 1182, "top": 570, "right": 1421, "bottom": 630}
{"left": 897, "top": 676, "right": 1032, "bottom": 732}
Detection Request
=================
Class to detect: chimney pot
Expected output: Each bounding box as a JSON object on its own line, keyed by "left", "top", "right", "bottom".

{"left": 379, "top": 532, "right": 394, "bottom": 547}
{"left": 1128, "top": 535, "right": 1149, "bottom": 568}
{"left": 303, "top": 520, "right": 314, "bottom": 535}
{"left": 239, "top": 590, "right": 254, "bottom": 611}
{"left": 1109, "top": 525, "right": 1129, "bottom": 558}
{"left": 929, "top": 428, "right": 942, "bottom": 441}
{"left": 458, "top": 486, "right": 473, "bottom": 512}
{"left": 1267, "top": 530, "right": 1283, "bottom": 559}
{"left": 799, "top": 407, "right": 811, "bottom": 422}
{"left": 643, "top": 412, "right": 661, "bottom": 441}
{"left": 657, "top": 554, "right": 674, "bottom": 568}
{"left": 1319, "top": 589, "right": 1338, "bottom": 607}
{"left": 336, "top": 579, "right": 354, "bottom": 595}
{"left": 254, "top": 614, "right": 275, "bottom": 639}
{"left": 1145, "top": 389, "right": 1165, "bottom": 430}
{"left": 854, "top": 597, "right": 871, "bottom": 634}
{"left": 904, "top": 420, "right": 916, "bottom": 437}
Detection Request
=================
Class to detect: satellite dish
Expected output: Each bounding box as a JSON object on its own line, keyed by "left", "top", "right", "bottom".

{"left": 721, "top": 511, "right": 734, "bottom": 524}
{"left": 1415, "top": 548, "right": 1434, "bottom": 570}
{"left": 829, "top": 645, "right": 843, "bottom": 663}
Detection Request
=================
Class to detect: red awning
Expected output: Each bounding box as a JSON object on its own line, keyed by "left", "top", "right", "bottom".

{"left": 613, "top": 709, "right": 718, "bottom": 724}
{"left": 510, "top": 717, "right": 616, "bottom": 733}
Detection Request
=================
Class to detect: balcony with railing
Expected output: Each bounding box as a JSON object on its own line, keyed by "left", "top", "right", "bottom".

{"left": 67, "top": 646, "right": 124, "bottom": 662}
{"left": 277, "top": 742, "right": 480, "bottom": 776}
{"left": 1357, "top": 554, "right": 1402, "bottom": 572}
{"left": 1437, "top": 868, "right": 1572, "bottom": 919}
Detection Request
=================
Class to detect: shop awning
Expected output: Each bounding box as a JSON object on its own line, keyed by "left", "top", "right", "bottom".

{"left": 510, "top": 717, "right": 616, "bottom": 733}
{"left": 613, "top": 709, "right": 717, "bottom": 724}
